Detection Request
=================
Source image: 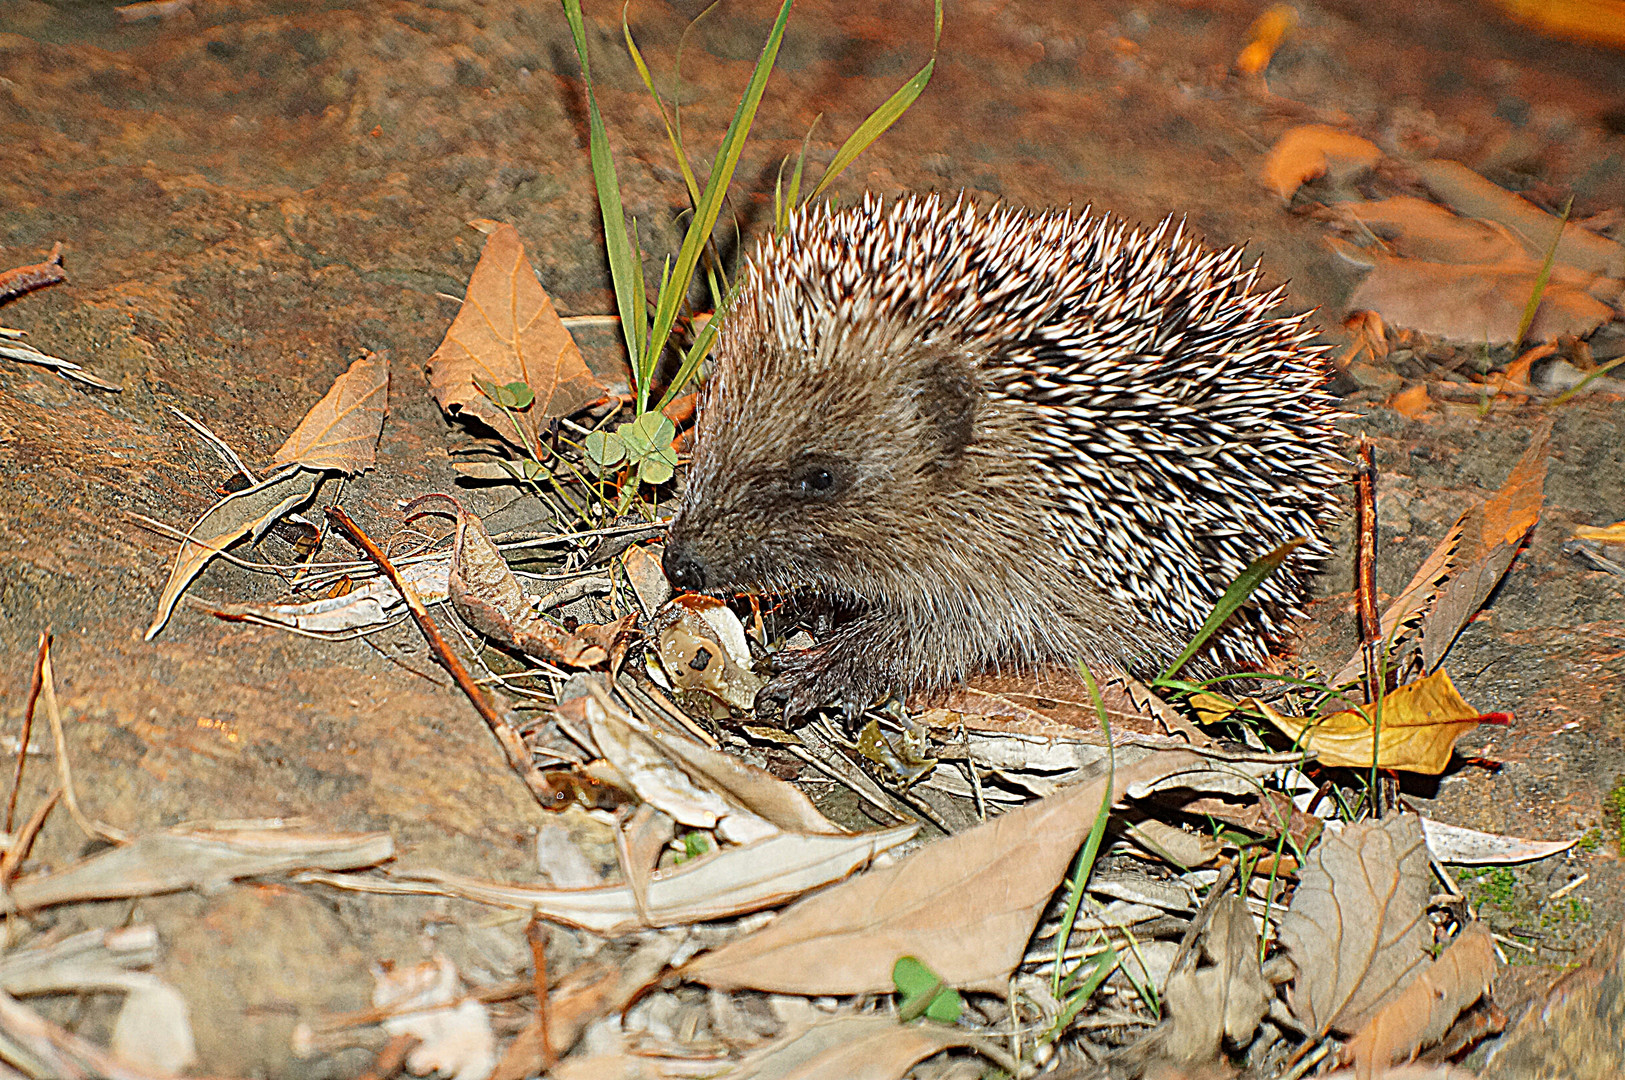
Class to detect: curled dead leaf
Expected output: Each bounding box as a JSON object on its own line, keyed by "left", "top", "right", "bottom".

{"left": 1261, "top": 125, "right": 1381, "bottom": 200}
{"left": 1342, "top": 921, "right": 1496, "bottom": 1078}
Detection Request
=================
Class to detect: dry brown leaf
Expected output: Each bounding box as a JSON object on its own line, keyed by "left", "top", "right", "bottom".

{"left": 1177, "top": 789, "right": 1323, "bottom": 852}
{"left": 269, "top": 349, "right": 389, "bottom": 473}
{"left": 1195, "top": 670, "right": 1484, "bottom": 774}
{"left": 374, "top": 824, "right": 918, "bottom": 936}
{"left": 1144, "top": 895, "right": 1273, "bottom": 1067}
{"left": 681, "top": 751, "right": 1200, "bottom": 995}
{"left": 732, "top": 1014, "right": 988, "bottom": 1080}
{"left": 4, "top": 825, "right": 393, "bottom": 913}
{"left": 1261, "top": 125, "right": 1381, "bottom": 199}
{"left": 931, "top": 665, "right": 1212, "bottom": 746}
{"left": 1335, "top": 197, "right": 1528, "bottom": 266}
{"left": 1330, "top": 516, "right": 1463, "bottom": 687}
{"left": 1419, "top": 422, "right": 1549, "bottom": 671}
{"left": 1413, "top": 158, "right": 1625, "bottom": 276}
{"left": 427, "top": 494, "right": 622, "bottom": 667}
{"left": 1347, "top": 254, "right": 1613, "bottom": 344}
{"left": 1278, "top": 813, "right": 1433, "bottom": 1036}
{"left": 1342, "top": 922, "right": 1496, "bottom": 1079}
{"left": 144, "top": 467, "right": 321, "bottom": 640}
{"left": 426, "top": 222, "right": 606, "bottom": 449}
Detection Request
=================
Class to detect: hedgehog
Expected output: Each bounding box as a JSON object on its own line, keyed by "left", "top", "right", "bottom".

{"left": 662, "top": 193, "right": 1345, "bottom": 719}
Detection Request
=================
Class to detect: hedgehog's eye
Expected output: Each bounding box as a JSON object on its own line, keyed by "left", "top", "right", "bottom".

{"left": 788, "top": 459, "right": 848, "bottom": 500}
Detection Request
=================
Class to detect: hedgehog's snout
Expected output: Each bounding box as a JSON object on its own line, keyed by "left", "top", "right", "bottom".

{"left": 663, "top": 535, "right": 709, "bottom": 592}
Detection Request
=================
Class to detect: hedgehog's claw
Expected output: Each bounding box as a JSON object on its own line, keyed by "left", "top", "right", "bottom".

{"left": 757, "top": 645, "right": 886, "bottom": 731}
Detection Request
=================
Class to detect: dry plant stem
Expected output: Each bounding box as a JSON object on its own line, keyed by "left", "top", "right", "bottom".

{"left": 0, "top": 788, "right": 61, "bottom": 887}
{"left": 1354, "top": 437, "right": 1382, "bottom": 706}
{"left": 324, "top": 508, "right": 558, "bottom": 807}
{"left": 38, "top": 644, "right": 127, "bottom": 845}
{"left": 4, "top": 633, "right": 47, "bottom": 834}
{"left": 527, "top": 916, "right": 555, "bottom": 1071}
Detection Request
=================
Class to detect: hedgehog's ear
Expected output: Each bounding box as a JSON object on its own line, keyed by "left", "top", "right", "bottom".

{"left": 915, "top": 353, "right": 980, "bottom": 465}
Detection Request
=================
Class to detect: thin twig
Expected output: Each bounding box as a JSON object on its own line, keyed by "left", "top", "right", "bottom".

{"left": 4, "top": 633, "right": 47, "bottom": 834}
{"left": 324, "top": 507, "right": 556, "bottom": 807}
{"left": 527, "top": 916, "right": 555, "bottom": 1072}
{"left": 1354, "top": 436, "right": 1381, "bottom": 706}
{"left": 38, "top": 644, "right": 127, "bottom": 844}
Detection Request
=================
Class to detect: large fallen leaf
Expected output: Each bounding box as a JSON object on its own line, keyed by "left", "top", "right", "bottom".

{"left": 1342, "top": 921, "right": 1496, "bottom": 1079}
{"left": 1419, "top": 424, "right": 1549, "bottom": 671}
{"left": 732, "top": 1014, "right": 990, "bottom": 1080}
{"left": 1414, "top": 158, "right": 1625, "bottom": 277}
{"left": 1261, "top": 124, "right": 1381, "bottom": 199}
{"left": 144, "top": 465, "right": 321, "bottom": 640}
{"left": 1421, "top": 817, "right": 1577, "bottom": 865}
{"left": 1194, "top": 669, "right": 1486, "bottom": 774}
{"left": 1347, "top": 254, "right": 1613, "bottom": 343}
{"left": 269, "top": 349, "right": 389, "bottom": 473}
{"left": 339, "top": 825, "right": 917, "bottom": 937}
{"left": 682, "top": 752, "right": 1200, "bottom": 995}
{"left": 1278, "top": 813, "right": 1433, "bottom": 1036}
{"left": 2, "top": 825, "right": 393, "bottom": 913}
{"left": 1336, "top": 197, "right": 1529, "bottom": 266}
{"left": 426, "top": 222, "right": 606, "bottom": 450}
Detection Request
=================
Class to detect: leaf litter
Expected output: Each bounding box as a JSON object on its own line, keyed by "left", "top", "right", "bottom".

{"left": 14, "top": 15, "right": 1609, "bottom": 1080}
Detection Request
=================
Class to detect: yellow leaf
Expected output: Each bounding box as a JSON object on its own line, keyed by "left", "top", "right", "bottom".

{"left": 1574, "top": 519, "right": 1625, "bottom": 544}
{"left": 1193, "top": 670, "right": 1484, "bottom": 774}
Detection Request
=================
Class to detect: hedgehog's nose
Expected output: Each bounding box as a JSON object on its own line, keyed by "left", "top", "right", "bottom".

{"left": 663, "top": 541, "right": 709, "bottom": 592}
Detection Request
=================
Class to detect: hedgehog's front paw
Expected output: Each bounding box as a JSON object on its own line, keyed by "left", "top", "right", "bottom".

{"left": 758, "top": 646, "right": 890, "bottom": 729}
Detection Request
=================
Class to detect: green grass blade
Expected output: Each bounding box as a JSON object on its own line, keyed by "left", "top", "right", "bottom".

{"left": 628, "top": 216, "right": 648, "bottom": 361}
{"left": 562, "top": 0, "right": 645, "bottom": 403}
{"left": 809, "top": 0, "right": 941, "bottom": 200}
{"left": 643, "top": 0, "right": 795, "bottom": 382}
{"left": 622, "top": 5, "right": 703, "bottom": 209}
{"left": 1514, "top": 195, "right": 1572, "bottom": 349}
{"left": 778, "top": 117, "right": 819, "bottom": 235}
{"left": 1154, "top": 538, "right": 1306, "bottom": 684}
{"left": 1051, "top": 661, "right": 1116, "bottom": 999}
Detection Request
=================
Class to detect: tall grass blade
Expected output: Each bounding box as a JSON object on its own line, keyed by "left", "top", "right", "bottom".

{"left": 643, "top": 0, "right": 795, "bottom": 387}
{"left": 562, "top": 0, "right": 645, "bottom": 398}
{"left": 1050, "top": 660, "right": 1116, "bottom": 999}
{"left": 1513, "top": 195, "right": 1572, "bottom": 349}
{"left": 623, "top": 6, "right": 703, "bottom": 209}
{"left": 1155, "top": 538, "right": 1305, "bottom": 684}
